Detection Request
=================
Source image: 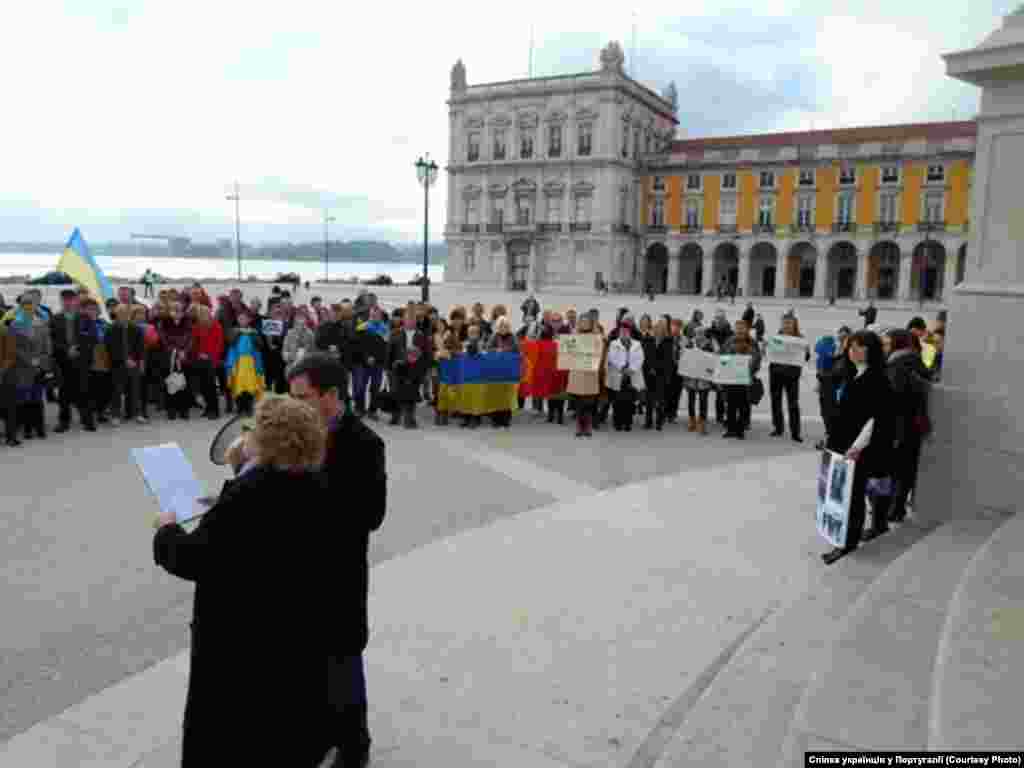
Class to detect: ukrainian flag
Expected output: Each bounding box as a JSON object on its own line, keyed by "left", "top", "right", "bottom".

{"left": 57, "top": 228, "right": 112, "bottom": 302}
{"left": 438, "top": 351, "right": 521, "bottom": 416}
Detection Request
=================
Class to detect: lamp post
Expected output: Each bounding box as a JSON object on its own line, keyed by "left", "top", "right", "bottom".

{"left": 226, "top": 182, "right": 241, "bottom": 280}
{"left": 414, "top": 154, "right": 439, "bottom": 303}
{"left": 323, "top": 211, "right": 336, "bottom": 283}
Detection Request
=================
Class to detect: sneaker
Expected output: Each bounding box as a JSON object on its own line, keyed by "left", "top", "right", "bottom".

{"left": 110, "top": 417, "right": 121, "bottom": 427}
{"left": 137, "top": 416, "right": 149, "bottom": 425}
{"left": 55, "top": 423, "right": 71, "bottom": 434}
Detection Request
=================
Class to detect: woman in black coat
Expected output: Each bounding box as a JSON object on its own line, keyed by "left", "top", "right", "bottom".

{"left": 153, "top": 396, "right": 331, "bottom": 767}
{"left": 882, "top": 329, "right": 931, "bottom": 522}
{"left": 822, "top": 330, "right": 897, "bottom": 564}
{"left": 642, "top": 318, "right": 676, "bottom": 431}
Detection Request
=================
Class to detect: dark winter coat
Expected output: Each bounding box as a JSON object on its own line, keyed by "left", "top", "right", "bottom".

{"left": 388, "top": 328, "right": 431, "bottom": 402}
{"left": 643, "top": 336, "right": 676, "bottom": 401}
{"left": 315, "top": 320, "right": 358, "bottom": 368}
{"left": 826, "top": 365, "right": 896, "bottom": 477}
{"left": 106, "top": 322, "right": 145, "bottom": 368}
{"left": 152, "top": 466, "right": 332, "bottom": 767}
{"left": 322, "top": 410, "right": 387, "bottom": 656}
{"left": 885, "top": 349, "right": 931, "bottom": 444}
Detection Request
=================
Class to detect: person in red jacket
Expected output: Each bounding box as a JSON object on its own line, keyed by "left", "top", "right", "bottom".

{"left": 189, "top": 304, "right": 225, "bottom": 419}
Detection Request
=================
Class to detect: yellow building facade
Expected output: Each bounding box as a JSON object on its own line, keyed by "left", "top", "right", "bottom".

{"left": 639, "top": 122, "right": 975, "bottom": 302}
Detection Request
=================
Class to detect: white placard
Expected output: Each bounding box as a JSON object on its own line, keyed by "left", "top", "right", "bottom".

{"left": 765, "top": 334, "right": 808, "bottom": 367}
{"left": 816, "top": 449, "right": 854, "bottom": 548}
{"left": 132, "top": 443, "right": 206, "bottom": 525}
{"left": 713, "top": 354, "right": 752, "bottom": 386}
{"left": 261, "top": 319, "right": 284, "bottom": 337}
{"left": 677, "top": 348, "right": 718, "bottom": 380}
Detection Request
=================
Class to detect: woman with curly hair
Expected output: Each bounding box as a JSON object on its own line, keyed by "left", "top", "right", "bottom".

{"left": 153, "top": 395, "right": 332, "bottom": 766}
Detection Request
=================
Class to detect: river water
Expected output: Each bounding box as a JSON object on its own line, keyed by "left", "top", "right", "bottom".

{"left": 0, "top": 252, "right": 446, "bottom": 284}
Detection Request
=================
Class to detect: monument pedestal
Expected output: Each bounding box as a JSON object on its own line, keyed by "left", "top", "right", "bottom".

{"left": 915, "top": 11, "right": 1024, "bottom": 523}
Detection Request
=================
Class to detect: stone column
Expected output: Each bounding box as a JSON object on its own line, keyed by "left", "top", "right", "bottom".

{"left": 738, "top": 248, "right": 751, "bottom": 299}
{"left": 702, "top": 251, "right": 715, "bottom": 297}
{"left": 897, "top": 251, "right": 913, "bottom": 301}
{"left": 916, "top": 12, "right": 1024, "bottom": 524}
{"left": 667, "top": 249, "right": 681, "bottom": 293}
{"left": 813, "top": 251, "right": 827, "bottom": 299}
{"left": 528, "top": 241, "right": 538, "bottom": 292}
{"left": 855, "top": 246, "right": 869, "bottom": 300}
{"left": 942, "top": 244, "right": 959, "bottom": 302}
{"left": 775, "top": 244, "right": 788, "bottom": 299}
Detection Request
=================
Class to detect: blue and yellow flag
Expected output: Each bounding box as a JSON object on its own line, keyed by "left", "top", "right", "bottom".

{"left": 438, "top": 351, "right": 521, "bottom": 416}
{"left": 57, "top": 228, "right": 112, "bottom": 301}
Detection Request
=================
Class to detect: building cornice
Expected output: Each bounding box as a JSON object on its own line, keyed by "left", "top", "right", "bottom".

{"left": 448, "top": 71, "right": 678, "bottom": 125}
{"left": 643, "top": 150, "right": 975, "bottom": 174}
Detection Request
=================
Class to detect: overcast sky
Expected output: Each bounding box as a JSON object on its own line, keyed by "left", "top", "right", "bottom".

{"left": 0, "top": 0, "right": 1013, "bottom": 244}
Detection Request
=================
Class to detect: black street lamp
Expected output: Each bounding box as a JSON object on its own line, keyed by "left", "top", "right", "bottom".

{"left": 415, "top": 154, "right": 439, "bottom": 303}
{"left": 323, "top": 211, "right": 336, "bottom": 283}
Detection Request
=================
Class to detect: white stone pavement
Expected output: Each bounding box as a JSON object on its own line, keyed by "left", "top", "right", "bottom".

{"left": 2, "top": 426, "right": 1020, "bottom": 767}
{"left": 1, "top": 447, "right": 829, "bottom": 767}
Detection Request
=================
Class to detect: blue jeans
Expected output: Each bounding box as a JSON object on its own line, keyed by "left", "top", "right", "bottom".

{"left": 352, "top": 366, "right": 383, "bottom": 413}
{"left": 327, "top": 653, "right": 370, "bottom": 760}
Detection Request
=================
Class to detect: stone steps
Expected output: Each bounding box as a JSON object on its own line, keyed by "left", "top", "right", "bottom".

{"left": 779, "top": 515, "right": 1008, "bottom": 763}
{"left": 928, "top": 513, "right": 1024, "bottom": 750}
{"left": 648, "top": 522, "right": 935, "bottom": 768}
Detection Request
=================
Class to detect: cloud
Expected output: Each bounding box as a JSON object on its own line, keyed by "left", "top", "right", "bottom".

{"left": 0, "top": 0, "right": 1017, "bottom": 244}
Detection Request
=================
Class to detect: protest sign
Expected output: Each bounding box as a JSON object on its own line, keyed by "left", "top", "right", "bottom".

{"left": 712, "top": 354, "right": 752, "bottom": 386}
{"left": 677, "top": 348, "right": 718, "bottom": 380}
{"left": 261, "top": 319, "right": 284, "bottom": 337}
{"left": 557, "top": 334, "right": 603, "bottom": 373}
{"left": 816, "top": 449, "right": 854, "bottom": 548}
{"left": 132, "top": 443, "right": 206, "bottom": 527}
{"left": 765, "top": 334, "right": 809, "bottom": 366}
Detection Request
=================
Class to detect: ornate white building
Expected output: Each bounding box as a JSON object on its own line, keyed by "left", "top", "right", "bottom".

{"left": 444, "top": 42, "right": 678, "bottom": 292}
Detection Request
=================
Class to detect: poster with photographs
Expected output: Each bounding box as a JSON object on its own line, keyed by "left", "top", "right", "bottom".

{"left": 816, "top": 449, "right": 853, "bottom": 548}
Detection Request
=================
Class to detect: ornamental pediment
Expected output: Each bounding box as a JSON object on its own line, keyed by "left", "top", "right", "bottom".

{"left": 488, "top": 183, "right": 508, "bottom": 197}
{"left": 461, "top": 184, "right": 483, "bottom": 200}
{"left": 543, "top": 180, "right": 566, "bottom": 197}
{"left": 489, "top": 113, "right": 512, "bottom": 128}
{"left": 576, "top": 107, "right": 600, "bottom": 122}
{"left": 572, "top": 180, "right": 595, "bottom": 197}
{"left": 517, "top": 111, "right": 539, "bottom": 129}
{"left": 512, "top": 178, "right": 538, "bottom": 196}
{"left": 545, "top": 109, "right": 568, "bottom": 124}
{"left": 465, "top": 116, "right": 484, "bottom": 131}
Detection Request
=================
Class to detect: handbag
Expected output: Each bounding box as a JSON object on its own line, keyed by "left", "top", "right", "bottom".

{"left": 750, "top": 376, "right": 765, "bottom": 405}
{"left": 165, "top": 350, "right": 187, "bottom": 395}
{"left": 913, "top": 411, "right": 933, "bottom": 437}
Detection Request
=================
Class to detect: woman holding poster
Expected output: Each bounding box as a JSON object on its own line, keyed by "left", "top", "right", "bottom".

{"left": 768, "top": 315, "right": 811, "bottom": 443}
{"left": 822, "top": 330, "right": 896, "bottom": 565}
{"left": 720, "top": 320, "right": 761, "bottom": 439}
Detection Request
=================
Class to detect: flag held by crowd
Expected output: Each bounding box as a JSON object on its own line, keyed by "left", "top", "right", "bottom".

{"left": 519, "top": 339, "right": 568, "bottom": 398}
{"left": 439, "top": 351, "right": 521, "bottom": 416}
{"left": 56, "top": 228, "right": 113, "bottom": 301}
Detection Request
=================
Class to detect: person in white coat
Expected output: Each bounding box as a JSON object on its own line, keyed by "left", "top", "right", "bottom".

{"left": 605, "top": 316, "right": 645, "bottom": 432}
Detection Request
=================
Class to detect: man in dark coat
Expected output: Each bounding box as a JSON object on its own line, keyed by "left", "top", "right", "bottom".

{"left": 387, "top": 310, "right": 431, "bottom": 428}
{"left": 287, "top": 354, "right": 387, "bottom": 768}
{"left": 742, "top": 302, "right": 755, "bottom": 327}
{"left": 51, "top": 290, "right": 85, "bottom": 432}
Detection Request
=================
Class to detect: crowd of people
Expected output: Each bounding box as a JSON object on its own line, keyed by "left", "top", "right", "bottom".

{"left": 0, "top": 284, "right": 944, "bottom": 456}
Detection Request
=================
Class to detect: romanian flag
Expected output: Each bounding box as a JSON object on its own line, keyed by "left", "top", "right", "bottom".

{"left": 519, "top": 339, "right": 568, "bottom": 399}
{"left": 438, "top": 351, "right": 521, "bottom": 416}
{"left": 57, "top": 228, "right": 112, "bottom": 302}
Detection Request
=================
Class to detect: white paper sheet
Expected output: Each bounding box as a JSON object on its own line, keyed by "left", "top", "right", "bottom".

{"left": 132, "top": 443, "right": 206, "bottom": 525}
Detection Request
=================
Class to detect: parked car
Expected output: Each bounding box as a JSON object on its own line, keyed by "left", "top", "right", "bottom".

{"left": 274, "top": 272, "right": 301, "bottom": 286}
{"left": 29, "top": 271, "right": 73, "bottom": 285}
{"left": 362, "top": 274, "right": 393, "bottom": 286}
{"left": 407, "top": 275, "right": 431, "bottom": 286}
